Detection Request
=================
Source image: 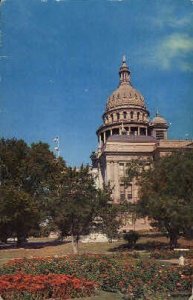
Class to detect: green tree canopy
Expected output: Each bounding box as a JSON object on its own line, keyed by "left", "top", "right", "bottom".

{"left": 51, "top": 166, "right": 122, "bottom": 253}
{"left": 137, "top": 150, "right": 193, "bottom": 249}
{"left": 0, "top": 138, "right": 65, "bottom": 244}
{"left": 51, "top": 165, "right": 98, "bottom": 253}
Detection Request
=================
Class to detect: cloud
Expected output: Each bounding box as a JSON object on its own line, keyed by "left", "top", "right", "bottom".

{"left": 151, "top": 4, "right": 193, "bottom": 29}
{"left": 157, "top": 34, "right": 193, "bottom": 70}
{"left": 144, "top": 33, "right": 193, "bottom": 72}
{"left": 153, "top": 13, "right": 193, "bottom": 29}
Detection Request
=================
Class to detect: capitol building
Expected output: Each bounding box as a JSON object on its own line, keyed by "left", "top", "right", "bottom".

{"left": 91, "top": 57, "right": 192, "bottom": 228}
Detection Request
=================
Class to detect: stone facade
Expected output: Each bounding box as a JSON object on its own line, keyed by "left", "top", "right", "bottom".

{"left": 91, "top": 57, "right": 193, "bottom": 229}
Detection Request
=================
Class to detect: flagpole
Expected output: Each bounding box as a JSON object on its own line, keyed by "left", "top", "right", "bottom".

{"left": 53, "top": 136, "right": 60, "bottom": 159}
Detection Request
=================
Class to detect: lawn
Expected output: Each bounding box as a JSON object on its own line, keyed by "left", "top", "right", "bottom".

{"left": 1, "top": 232, "right": 193, "bottom": 266}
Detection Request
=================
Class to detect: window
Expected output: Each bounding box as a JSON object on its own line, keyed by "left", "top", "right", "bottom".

{"left": 140, "top": 128, "right": 146, "bottom": 135}
{"left": 112, "top": 128, "right": 119, "bottom": 135}
{"left": 156, "top": 130, "right": 164, "bottom": 140}
{"left": 117, "top": 113, "right": 120, "bottom": 120}
{"left": 123, "top": 111, "right": 127, "bottom": 119}
{"left": 137, "top": 112, "right": 140, "bottom": 121}
{"left": 111, "top": 114, "right": 114, "bottom": 122}
{"left": 126, "top": 184, "right": 132, "bottom": 201}
{"left": 120, "top": 183, "right": 132, "bottom": 202}
{"left": 120, "top": 193, "right": 125, "bottom": 201}
{"left": 120, "top": 184, "right": 125, "bottom": 201}
{"left": 106, "top": 130, "right": 111, "bottom": 139}
{"left": 119, "top": 163, "right": 124, "bottom": 176}
{"left": 130, "top": 111, "right": 134, "bottom": 119}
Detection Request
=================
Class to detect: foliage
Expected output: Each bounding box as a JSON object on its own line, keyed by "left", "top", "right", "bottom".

{"left": 50, "top": 165, "right": 100, "bottom": 253}
{"left": 0, "top": 186, "right": 40, "bottom": 244}
{"left": 0, "top": 138, "right": 65, "bottom": 244}
{"left": 94, "top": 185, "right": 123, "bottom": 242}
{"left": 137, "top": 150, "right": 193, "bottom": 249}
{"left": 123, "top": 158, "right": 146, "bottom": 185}
{"left": 0, "top": 138, "right": 119, "bottom": 249}
{"left": 0, "top": 273, "right": 97, "bottom": 299}
{"left": 0, "top": 254, "right": 192, "bottom": 299}
{"left": 123, "top": 230, "right": 140, "bottom": 248}
{"left": 51, "top": 167, "right": 122, "bottom": 252}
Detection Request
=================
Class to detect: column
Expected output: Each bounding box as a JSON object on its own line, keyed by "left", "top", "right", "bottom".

{"left": 104, "top": 131, "right": 106, "bottom": 143}
{"left": 138, "top": 127, "right": 140, "bottom": 136}
{"left": 99, "top": 134, "right": 102, "bottom": 146}
{"left": 106, "top": 162, "right": 111, "bottom": 185}
{"left": 113, "top": 162, "right": 120, "bottom": 203}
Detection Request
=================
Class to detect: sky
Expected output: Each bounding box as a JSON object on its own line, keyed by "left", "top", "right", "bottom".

{"left": 0, "top": 0, "right": 193, "bottom": 166}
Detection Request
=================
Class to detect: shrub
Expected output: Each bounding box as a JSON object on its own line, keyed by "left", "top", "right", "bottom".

{"left": 123, "top": 230, "right": 140, "bottom": 248}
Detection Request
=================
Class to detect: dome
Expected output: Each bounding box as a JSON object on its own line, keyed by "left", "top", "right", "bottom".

{"left": 106, "top": 56, "right": 146, "bottom": 111}
{"left": 106, "top": 84, "right": 146, "bottom": 111}
{"left": 152, "top": 114, "right": 168, "bottom": 125}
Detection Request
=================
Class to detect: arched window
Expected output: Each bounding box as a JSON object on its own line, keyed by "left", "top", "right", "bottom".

{"left": 117, "top": 113, "right": 120, "bottom": 120}
{"left": 130, "top": 111, "right": 134, "bottom": 119}
{"left": 111, "top": 114, "right": 114, "bottom": 122}
{"left": 137, "top": 112, "right": 140, "bottom": 121}
{"left": 123, "top": 111, "right": 127, "bottom": 119}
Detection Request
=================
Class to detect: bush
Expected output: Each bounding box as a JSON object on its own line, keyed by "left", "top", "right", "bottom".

{"left": 123, "top": 230, "right": 140, "bottom": 248}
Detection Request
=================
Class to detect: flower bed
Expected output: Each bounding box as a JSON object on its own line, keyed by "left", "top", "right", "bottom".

{"left": 0, "top": 273, "right": 98, "bottom": 300}
{"left": 0, "top": 254, "right": 193, "bottom": 299}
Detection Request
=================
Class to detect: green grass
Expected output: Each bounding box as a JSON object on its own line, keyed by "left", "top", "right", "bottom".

{"left": 1, "top": 232, "right": 193, "bottom": 266}
{"left": 0, "top": 239, "right": 124, "bottom": 266}
{"left": 74, "top": 291, "right": 122, "bottom": 300}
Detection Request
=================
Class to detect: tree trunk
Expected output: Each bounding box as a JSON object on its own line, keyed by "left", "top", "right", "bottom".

{"left": 169, "top": 233, "right": 178, "bottom": 250}
{"left": 1, "top": 235, "right": 8, "bottom": 243}
{"left": 71, "top": 234, "right": 79, "bottom": 254}
{"left": 17, "top": 234, "right": 27, "bottom": 247}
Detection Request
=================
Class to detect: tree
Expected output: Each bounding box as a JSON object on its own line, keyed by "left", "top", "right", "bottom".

{"left": 0, "top": 138, "right": 65, "bottom": 244}
{"left": 94, "top": 185, "right": 122, "bottom": 242}
{"left": 122, "top": 158, "right": 148, "bottom": 230}
{"left": 123, "top": 230, "right": 140, "bottom": 249}
{"left": 0, "top": 186, "right": 40, "bottom": 245}
{"left": 51, "top": 166, "right": 122, "bottom": 253}
{"left": 51, "top": 165, "right": 98, "bottom": 253}
{"left": 137, "top": 150, "right": 193, "bottom": 249}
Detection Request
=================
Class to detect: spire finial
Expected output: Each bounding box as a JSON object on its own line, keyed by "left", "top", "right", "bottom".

{"left": 122, "top": 55, "right": 126, "bottom": 63}
{"left": 119, "top": 55, "right": 130, "bottom": 85}
{"left": 156, "top": 108, "right": 159, "bottom": 117}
